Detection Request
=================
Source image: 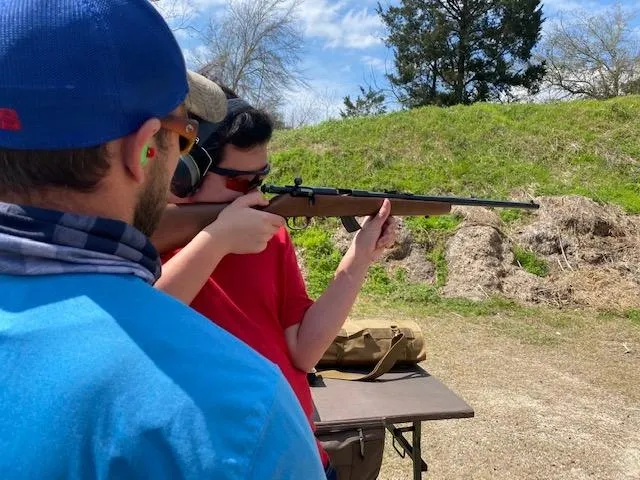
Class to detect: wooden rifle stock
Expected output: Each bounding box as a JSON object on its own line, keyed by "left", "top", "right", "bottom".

{"left": 151, "top": 178, "right": 539, "bottom": 255}
{"left": 151, "top": 195, "right": 452, "bottom": 254}
{"left": 266, "top": 194, "right": 453, "bottom": 217}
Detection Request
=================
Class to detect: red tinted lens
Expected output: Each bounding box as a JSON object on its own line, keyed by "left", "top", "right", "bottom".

{"left": 226, "top": 175, "right": 265, "bottom": 193}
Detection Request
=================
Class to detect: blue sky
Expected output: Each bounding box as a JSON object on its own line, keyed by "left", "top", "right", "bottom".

{"left": 156, "top": 0, "right": 639, "bottom": 123}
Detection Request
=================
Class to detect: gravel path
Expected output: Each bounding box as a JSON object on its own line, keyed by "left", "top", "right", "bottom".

{"left": 371, "top": 313, "right": 640, "bottom": 479}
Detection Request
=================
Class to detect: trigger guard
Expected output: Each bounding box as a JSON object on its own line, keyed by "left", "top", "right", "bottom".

{"left": 286, "top": 217, "right": 311, "bottom": 230}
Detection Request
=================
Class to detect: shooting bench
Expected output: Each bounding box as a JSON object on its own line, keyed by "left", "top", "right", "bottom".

{"left": 310, "top": 365, "right": 474, "bottom": 479}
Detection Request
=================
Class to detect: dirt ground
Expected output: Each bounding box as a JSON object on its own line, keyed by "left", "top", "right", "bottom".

{"left": 363, "top": 310, "right": 640, "bottom": 480}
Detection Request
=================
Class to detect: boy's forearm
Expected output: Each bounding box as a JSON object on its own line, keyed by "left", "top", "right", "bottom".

{"left": 155, "top": 229, "right": 229, "bottom": 305}
{"left": 289, "top": 251, "right": 370, "bottom": 371}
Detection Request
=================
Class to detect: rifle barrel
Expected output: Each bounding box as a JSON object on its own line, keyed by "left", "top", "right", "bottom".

{"left": 261, "top": 184, "right": 539, "bottom": 210}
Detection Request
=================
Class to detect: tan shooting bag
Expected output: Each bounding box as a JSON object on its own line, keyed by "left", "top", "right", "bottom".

{"left": 315, "top": 319, "right": 426, "bottom": 381}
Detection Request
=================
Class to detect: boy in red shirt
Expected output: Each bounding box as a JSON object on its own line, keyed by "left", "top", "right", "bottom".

{"left": 154, "top": 87, "right": 397, "bottom": 478}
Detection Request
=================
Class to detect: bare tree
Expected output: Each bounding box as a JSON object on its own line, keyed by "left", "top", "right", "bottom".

{"left": 151, "top": 0, "right": 199, "bottom": 36}
{"left": 313, "top": 86, "right": 342, "bottom": 123}
{"left": 193, "top": 0, "right": 307, "bottom": 113}
{"left": 539, "top": 3, "right": 640, "bottom": 99}
{"left": 281, "top": 86, "right": 342, "bottom": 129}
{"left": 284, "top": 100, "right": 322, "bottom": 129}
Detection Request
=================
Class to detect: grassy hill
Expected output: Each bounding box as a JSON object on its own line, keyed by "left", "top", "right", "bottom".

{"left": 266, "top": 99, "right": 639, "bottom": 478}
{"left": 266, "top": 96, "right": 640, "bottom": 316}
{"left": 269, "top": 95, "right": 640, "bottom": 212}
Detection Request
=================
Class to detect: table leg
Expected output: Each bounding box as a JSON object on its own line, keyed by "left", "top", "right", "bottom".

{"left": 412, "top": 421, "right": 422, "bottom": 480}
{"left": 387, "top": 423, "right": 428, "bottom": 477}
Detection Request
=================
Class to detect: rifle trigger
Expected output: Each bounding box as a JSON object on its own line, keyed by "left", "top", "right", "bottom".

{"left": 341, "top": 216, "right": 361, "bottom": 233}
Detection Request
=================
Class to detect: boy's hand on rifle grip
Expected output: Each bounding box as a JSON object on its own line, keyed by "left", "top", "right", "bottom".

{"left": 207, "top": 191, "right": 285, "bottom": 255}
{"left": 348, "top": 198, "right": 398, "bottom": 266}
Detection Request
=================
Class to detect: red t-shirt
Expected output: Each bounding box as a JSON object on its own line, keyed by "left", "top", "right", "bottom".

{"left": 161, "top": 227, "right": 330, "bottom": 466}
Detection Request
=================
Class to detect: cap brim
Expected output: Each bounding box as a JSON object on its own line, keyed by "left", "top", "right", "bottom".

{"left": 184, "top": 70, "right": 227, "bottom": 123}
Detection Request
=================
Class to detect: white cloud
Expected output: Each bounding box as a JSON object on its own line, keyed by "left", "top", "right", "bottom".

{"left": 152, "top": 0, "right": 225, "bottom": 11}
{"left": 190, "top": 0, "right": 227, "bottom": 6}
{"left": 541, "top": 0, "right": 587, "bottom": 12}
{"left": 541, "top": 0, "right": 612, "bottom": 15}
{"left": 155, "top": 0, "right": 384, "bottom": 50}
{"left": 152, "top": 0, "right": 226, "bottom": 33}
{"left": 361, "top": 55, "right": 386, "bottom": 71}
{"left": 298, "top": 0, "right": 383, "bottom": 49}
{"left": 182, "top": 44, "right": 211, "bottom": 69}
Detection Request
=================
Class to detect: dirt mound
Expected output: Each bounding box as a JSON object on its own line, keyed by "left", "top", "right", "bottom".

{"left": 518, "top": 196, "right": 639, "bottom": 266}
{"left": 512, "top": 196, "right": 640, "bottom": 309}
{"left": 332, "top": 217, "right": 414, "bottom": 261}
{"left": 441, "top": 224, "right": 510, "bottom": 300}
{"left": 379, "top": 219, "right": 437, "bottom": 283}
{"left": 450, "top": 204, "right": 503, "bottom": 230}
{"left": 501, "top": 270, "right": 571, "bottom": 307}
{"left": 332, "top": 217, "right": 437, "bottom": 283}
{"left": 440, "top": 195, "right": 640, "bottom": 310}
{"left": 554, "top": 267, "right": 640, "bottom": 311}
{"left": 388, "top": 246, "right": 437, "bottom": 284}
{"left": 439, "top": 214, "right": 561, "bottom": 305}
{"left": 308, "top": 195, "right": 640, "bottom": 312}
{"left": 539, "top": 195, "right": 631, "bottom": 237}
{"left": 532, "top": 195, "right": 631, "bottom": 237}
{"left": 332, "top": 219, "right": 359, "bottom": 254}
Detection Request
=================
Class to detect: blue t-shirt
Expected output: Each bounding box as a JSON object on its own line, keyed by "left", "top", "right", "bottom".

{"left": 0, "top": 273, "right": 325, "bottom": 479}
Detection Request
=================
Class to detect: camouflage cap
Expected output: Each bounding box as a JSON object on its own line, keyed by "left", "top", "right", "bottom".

{"left": 184, "top": 70, "right": 227, "bottom": 123}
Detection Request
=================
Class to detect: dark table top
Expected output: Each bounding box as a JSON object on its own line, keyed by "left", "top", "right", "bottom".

{"left": 310, "top": 365, "right": 474, "bottom": 431}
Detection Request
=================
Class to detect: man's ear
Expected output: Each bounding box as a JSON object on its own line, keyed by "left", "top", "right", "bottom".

{"left": 123, "top": 118, "right": 162, "bottom": 184}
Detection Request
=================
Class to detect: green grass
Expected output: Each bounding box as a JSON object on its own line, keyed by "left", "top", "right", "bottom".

{"left": 500, "top": 208, "right": 530, "bottom": 224}
{"left": 270, "top": 96, "right": 640, "bottom": 213}
{"left": 353, "top": 292, "right": 537, "bottom": 319}
{"left": 272, "top": 96, "right": 640, "bottom": 313}
{"left": 404, "top": 215, "right": 462, "bottom": 245}
{"left": 361, "top": 265, "right": 441, "bottom": 303}
{"left": 289, "top": 226, "right": 341, "bottom": 298}
{"left": 426, "top": 243, "right": 448, "bottom": 287}
{"left": 513, "top": 246, "right": 549, "bottom": 277}
{"left": 405, "top": 215, "right": 462, "bottom": 233}
{"left": 625, "top": 309, "right": 640, "bottom": 326}
{"left": 292, "top": 226, "right": 443, "bottom": 303}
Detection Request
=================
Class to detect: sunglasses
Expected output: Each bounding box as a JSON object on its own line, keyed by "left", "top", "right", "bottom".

{"left": 209, "top": 163, "right": 271, "bottom": 193}
{"left": 160, "top": 115, "right": 199, "bottom": 155}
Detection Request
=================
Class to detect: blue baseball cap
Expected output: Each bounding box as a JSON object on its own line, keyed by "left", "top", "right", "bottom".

{"left": 0, "top": 0, "right": 188, "bottom": 150}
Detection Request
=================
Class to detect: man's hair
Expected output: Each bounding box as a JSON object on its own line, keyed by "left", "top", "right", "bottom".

{"left": 0, "top": 131, "right": 169, "bottom": 195}
{"left": 196, "top": 85, "right": 274, "bottom": 165}
{"left": 0, "top": 146, "right": 111, "bottom": 194}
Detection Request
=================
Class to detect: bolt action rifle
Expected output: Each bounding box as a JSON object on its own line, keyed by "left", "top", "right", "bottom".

{"left": 152, "top": 177, "right": 539, "bottom": 254}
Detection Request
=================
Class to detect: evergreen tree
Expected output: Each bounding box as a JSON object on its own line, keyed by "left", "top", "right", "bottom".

{"left": 377, "top": 0, "right": 546, "bottom": 107}
{"left": 340, "top": 86, "right": 387, "bottom": 118}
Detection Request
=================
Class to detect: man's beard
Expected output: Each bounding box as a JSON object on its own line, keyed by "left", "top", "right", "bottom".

{"left": 133, "top": 150, "right": 171, "bottom": 238}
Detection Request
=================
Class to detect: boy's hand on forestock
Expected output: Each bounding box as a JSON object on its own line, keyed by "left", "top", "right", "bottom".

{"left": 347, "top": 198, "right": 398, "bottom": 267}
{"left": 206, "top": 191, "right": 285, "bottom": 255}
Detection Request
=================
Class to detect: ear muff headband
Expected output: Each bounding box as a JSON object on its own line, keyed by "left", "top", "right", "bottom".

{"left": 225, "top": 98, "right": 252, "bottom": 117}
{"left": 169, "top": 97, "right": 255, "bottom": 198}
